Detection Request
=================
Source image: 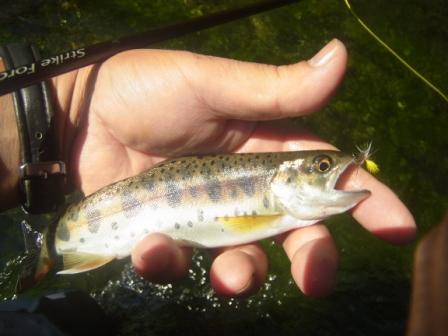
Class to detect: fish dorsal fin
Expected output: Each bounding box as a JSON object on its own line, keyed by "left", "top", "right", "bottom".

{"left": 57, "top": 252, "right": 114, "bottom": 275}
{"left": 218, "top": 214, "right": 282, "bottom": 233}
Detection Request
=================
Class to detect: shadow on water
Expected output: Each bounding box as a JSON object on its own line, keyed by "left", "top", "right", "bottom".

{"left": 1, "top": 0, "right": 447, "bottom": 335}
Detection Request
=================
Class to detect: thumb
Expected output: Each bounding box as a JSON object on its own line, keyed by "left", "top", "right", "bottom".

{"left": 185, "top": 38, "right": 347, "bottom": 120}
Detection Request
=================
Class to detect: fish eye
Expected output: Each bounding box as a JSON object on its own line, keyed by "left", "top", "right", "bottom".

{"left": 313, "top": 155, "right": 332, "bottom": 173}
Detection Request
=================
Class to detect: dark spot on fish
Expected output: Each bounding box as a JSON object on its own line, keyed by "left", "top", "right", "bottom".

{"left": 252, "top": 210, "right": 257, "bottom": 216}
{"left": 286, "top": 177, "right": 292, "bottom": 184}
{"left": 121, "top": 191, "right": 142, "bottom": 218}
{"left": 263, "top": 196, "right": 270, "bottom": 209}
{"left": 225, "top": 157, "right": 229, "bottom": 161}
{"left": 198, "top": 209, "right": 204, "bottom": 222}
{"left": 160, "top": 168, "right": 165, "bottom": 173}
{"left": 69, "top": 209, "right": 79, "bottom": 221}
{"left": 206, "top": 178, "right": 222, "bottom": 202}
{"left": 189, "top": 186, "right": 199, "bottom": 198}
{"left": 80, "top": 238, "right": 85, "bottom": 243}
{"left": 230, "top": 187, "right": 238, "bottom": 199}
{"left": 175, "top": 223, "right": 180, "bottom": 230}
{"left": 238, "top": 176, "right": 256, "bottom": 197}
{"left": 210, "top": 160, "right": 215, "bottom": 165}
{"left": 187, "top": 221, "right": 193, "bottom": 228}
{"left": 224, "top": 215, "right": 229, "bottom": 221}
{"left": 111, "top": 222, "right": 118, "bottom": 230}
{"left": 176, "top": 169, "right": 180, "bottom": 173}
{"left": 165, "top": 181, "right": 182, "bottom": 208}
{"left": 214, "top": 216, "right": 218, "bottom": 222}
{"left": 143, "top": 177, "right": 155, "bottom": 191}
{"left": 221, "top": 228, "right": 225, "bottom": 232}
{"left": 86, "top": 208, "right": 101, "bottom": 234}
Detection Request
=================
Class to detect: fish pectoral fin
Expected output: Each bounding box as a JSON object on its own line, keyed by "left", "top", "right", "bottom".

{"left": 57, "top": 252, "right": 114, "bottom": 275}
{"left": 218, "top": 214, "right": 282, "bottom": 233}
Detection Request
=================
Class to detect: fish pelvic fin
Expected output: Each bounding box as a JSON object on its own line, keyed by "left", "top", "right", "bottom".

{"left": 17, "top": 220, "right": 57, "bottom": 293}
{"left": 218, "top": 214, "right": 282, "bottom": 233}
{"left": 57, "top": 252, "right": 114, "bottom": 275}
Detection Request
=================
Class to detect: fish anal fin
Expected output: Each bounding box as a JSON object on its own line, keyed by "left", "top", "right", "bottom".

{"left": 57, "top": 252, "right": 114, "bottom": 275}
{"left": 218, "top": 215, "right": 282, "bottom": 233}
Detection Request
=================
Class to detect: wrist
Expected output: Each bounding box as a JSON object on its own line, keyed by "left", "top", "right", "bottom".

{"left": 0, "top": 47, "right": 93, "bottom": 212}
{"left": 0, "top": 72, "right": 20, "bottom": 210}
{"left": 0, "top": 50, "right": 88, "bottom": 212}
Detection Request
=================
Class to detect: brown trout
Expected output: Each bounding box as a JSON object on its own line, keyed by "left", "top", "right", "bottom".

{"left": 32, "top": 150, "right": 370, "bottom": 279}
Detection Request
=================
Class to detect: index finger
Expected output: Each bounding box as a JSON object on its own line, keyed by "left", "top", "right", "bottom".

{"left": 339, "top": 167, "right": 416, "bottom": 244}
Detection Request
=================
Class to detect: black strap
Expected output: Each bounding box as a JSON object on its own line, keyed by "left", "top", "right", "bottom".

{"left": 0, "top": 43, "right": 65, "bottom": 213}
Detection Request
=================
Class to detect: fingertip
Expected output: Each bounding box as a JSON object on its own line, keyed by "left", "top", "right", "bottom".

{"left": 210, "top": 245, "right": 267, "bottom": 298}
{"left": 345, "top": 169, "right": 418, "bottom": 244}
{"left": 291, "top": 237, "right": 339, "bottom": 298}
{"left": 371, "top": 216, "right": 417, "bottom": 244}
{"left": 131, "top": 233, "right": 192, "bottom": 283}
{"left": 307, "top": 39, "right": 347, "bottom": 68}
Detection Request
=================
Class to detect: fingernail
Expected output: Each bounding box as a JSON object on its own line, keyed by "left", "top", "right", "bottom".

{"left": 308, "top": 39, "right": 340, "bottom": 67}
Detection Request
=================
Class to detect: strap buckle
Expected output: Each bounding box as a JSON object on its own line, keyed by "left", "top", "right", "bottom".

{"left": 19, "top": 161, "right": 66, "bottom": 179}
{"left": 19, "top": 161, "right": 66, "bottom": 214}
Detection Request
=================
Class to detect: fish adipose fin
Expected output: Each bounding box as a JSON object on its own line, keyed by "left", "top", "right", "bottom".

{"left": 57, "top": 252, "right": 114, "bottom": 274}
{"left": 218, "top": 215, "right": 282, "bottom": 233}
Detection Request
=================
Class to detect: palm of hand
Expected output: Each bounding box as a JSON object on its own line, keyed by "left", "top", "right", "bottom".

{"left": 65, "top": 44, "right": 415, "bottom": 298}
{"left": 72, "top": 50, "right": 266, "bottom": 195}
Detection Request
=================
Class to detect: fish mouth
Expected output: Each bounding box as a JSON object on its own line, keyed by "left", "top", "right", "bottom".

{"left": 328, "top": 157, "right": 371, "bottom": 202}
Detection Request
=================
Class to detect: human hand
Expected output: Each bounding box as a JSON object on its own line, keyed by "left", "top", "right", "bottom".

{"left": 53, "top": 39, "right": 416, "bottom": 298}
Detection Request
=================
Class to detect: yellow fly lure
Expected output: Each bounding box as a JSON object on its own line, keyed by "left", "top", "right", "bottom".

{"left": 354, "top": 142, "right": 380, "bottom": 174}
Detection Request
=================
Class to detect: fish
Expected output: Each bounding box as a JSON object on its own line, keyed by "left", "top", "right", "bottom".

{"left": 26, "top": 150, "right": 371, "bottom": 283}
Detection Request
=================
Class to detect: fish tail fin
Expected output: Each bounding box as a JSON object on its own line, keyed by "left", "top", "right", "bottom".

{"left": 16, "top": 220, "right": 57, "bottom": 293}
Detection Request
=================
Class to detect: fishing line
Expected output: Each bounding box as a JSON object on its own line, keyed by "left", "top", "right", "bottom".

{"left": 344, "top": 0, "right": 448, "bottom": 103}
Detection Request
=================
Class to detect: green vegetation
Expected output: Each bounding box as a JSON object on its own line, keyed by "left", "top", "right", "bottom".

{"left": 1, "top": 0, "right": 447, "bottom": 335}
